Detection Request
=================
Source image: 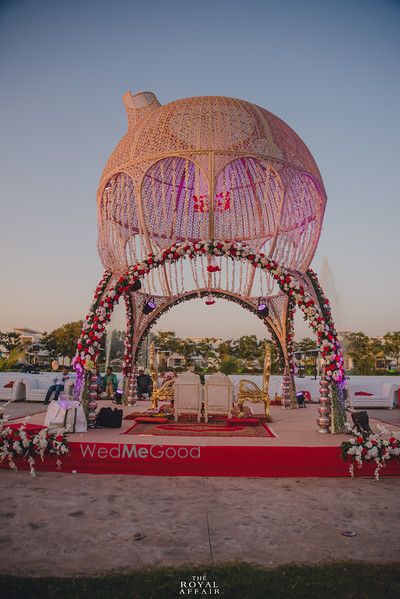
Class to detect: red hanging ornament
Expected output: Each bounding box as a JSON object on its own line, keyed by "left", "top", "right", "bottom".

{"left": 205, "top": 293, "right": 216, "bottom": 306}
{"left": 207, "top": 256, "right": 221, "bottom": 273}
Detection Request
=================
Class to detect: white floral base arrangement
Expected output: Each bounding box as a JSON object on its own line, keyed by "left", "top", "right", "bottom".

{"left": 0, "top": 405, "right": 69, "bottom": 477}
{"left": 341, "top": 424, "right": 400, "bottom": 480}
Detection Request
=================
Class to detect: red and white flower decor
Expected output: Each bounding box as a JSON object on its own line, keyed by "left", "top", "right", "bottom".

{"left": 341, "top": 425, "right": 400, "bottom": 480}
{"left": 122, "top": 294, "right": 134, "bottom": 377}
{"left": 75, "top": 242, "right": 344, "bottom": 385}
{"left": 0, "top": 414, "right": 69, "bottom": 477}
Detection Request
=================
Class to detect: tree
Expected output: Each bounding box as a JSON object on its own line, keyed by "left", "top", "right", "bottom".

{"left": 342, "top": 332, "right": 382, "bottom": 375}
{"left": 0, "top": 349, "right": 25, "bottom": 371}
{"left": 109, "top": 330, "right": 126, "bottom": 361}
{"left": 152, "top": 331, "right": 181, "bottom": 354}
{"left": 216, "top": 339, "right": 235, "bottom": 362}
{"left": 0, "top": 331, "right": 23, "bottom": 353}
{"left": 176, "top": 339, "right": 197, "bottom": 366}
{"left": 220, "top": 355, "right": 240, "bottom": 375}
{"left": 236, "top": 335, "right": 264, "bottom": 362}
{"left": 41, "top": 321, "right": 83, "bottom": 361}
{"left": 294, "top": 337, "right": 317, "bottom": 353}
{"left": 294, "top": 337, "right": 318, "bottom": 376}
{"left": 383, "top": 331, "right": 400, "bottom": 370}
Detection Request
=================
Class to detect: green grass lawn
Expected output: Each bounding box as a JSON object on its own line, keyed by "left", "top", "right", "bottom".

{"left": 1, "top": 562, "right": 399, "bottom": 599}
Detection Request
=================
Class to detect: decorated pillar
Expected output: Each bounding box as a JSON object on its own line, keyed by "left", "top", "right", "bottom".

{"left": 127, "top": 362, "right": 138, "bottom": 406}
{"left": 317, "top": 373, "right": 331, "bottom": 433}
{"left": 87, "top": 370, "right": 99, "bottom": 428}
{"left": 122, "top": 294, "right": 135, "bottom": 406}
{"left": 282, "top": 366, "right": 292, "bottom": 410}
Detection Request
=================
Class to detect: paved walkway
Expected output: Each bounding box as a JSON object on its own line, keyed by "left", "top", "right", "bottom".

{"left": 0, "top": 401, "right": 46, "bottom": 420}
{"left": 0, "top": 472, "right": 399, "bottom": 576}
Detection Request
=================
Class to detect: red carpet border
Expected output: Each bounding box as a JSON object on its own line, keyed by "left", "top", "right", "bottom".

{"left": 3, "top": 441, "right": 400, "bottom": 477}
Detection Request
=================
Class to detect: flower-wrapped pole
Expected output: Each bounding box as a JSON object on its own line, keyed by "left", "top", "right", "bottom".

{"left": 87, "top": 371, "right": 98, "bottom": 429}
{"left": 127, "top": 363, "right": 138, "bottom": 406}
{"left": 317, "top": 374, "right": 331, "bottom": 433}
{"left": 282, "top": 366, "right": 292, "bottom": 410}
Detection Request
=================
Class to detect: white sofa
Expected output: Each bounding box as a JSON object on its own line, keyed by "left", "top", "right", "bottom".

{"left": 348, "top": 382, "right": 398, "bottom": 409}
{"left": 0, "top": 378, "right": 26, "bottom": 401}
{"left": 24, "top": 375, "right": 76, "bottom": 403}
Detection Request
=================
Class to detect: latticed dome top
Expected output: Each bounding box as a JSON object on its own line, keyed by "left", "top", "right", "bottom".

{"left": 98, "top": 92, "right": 326, "bottom": 277}
{"left": 101, "top": 93, "right": 325, "bottom": 185}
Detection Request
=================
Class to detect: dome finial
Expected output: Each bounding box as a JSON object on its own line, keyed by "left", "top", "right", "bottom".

{"left": 123, "top": 91, "right": 161, "bottom": 129}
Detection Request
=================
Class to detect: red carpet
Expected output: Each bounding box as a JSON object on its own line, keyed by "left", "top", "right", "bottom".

{"left": 3, "top": 440, "right": 400, "bottom": 478}
{"left": 124, "top": 421, "right": 276, "bottom": 438}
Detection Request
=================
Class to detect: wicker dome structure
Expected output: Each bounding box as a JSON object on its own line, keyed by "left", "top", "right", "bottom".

{"left": 98, "top": 92, "right": 326, "bottom": 277}
{"left": 77, "top": 91, "right": 346, "bottom": 434}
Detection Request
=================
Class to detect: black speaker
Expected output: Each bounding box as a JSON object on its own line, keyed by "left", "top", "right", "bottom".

{"left": 351, "top": 410, "right": 372, "bottom": 434}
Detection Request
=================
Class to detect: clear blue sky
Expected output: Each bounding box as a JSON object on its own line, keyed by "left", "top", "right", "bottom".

{"left": 0, "top": 0, "right": 399, "bottom": 338}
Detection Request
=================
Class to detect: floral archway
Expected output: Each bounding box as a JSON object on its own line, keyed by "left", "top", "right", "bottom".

{"left": 75, "top": 241, "right": 346, "bottom": 433}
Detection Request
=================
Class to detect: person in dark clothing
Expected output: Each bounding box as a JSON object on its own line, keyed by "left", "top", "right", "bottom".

{"left": 136, "top": 368, "right": 153, "bottom": 400}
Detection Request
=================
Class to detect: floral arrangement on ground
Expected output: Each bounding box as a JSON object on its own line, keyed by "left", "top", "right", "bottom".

{"left": 341, "top": 425, "right": 400, "bottom": 480}
{"left": 0, "top": 414, "right": 69, "bottom": 476}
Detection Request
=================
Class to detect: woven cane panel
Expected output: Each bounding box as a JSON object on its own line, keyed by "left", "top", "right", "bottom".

{"left": 97, "top": 92, "right": 326, "bottom": 281}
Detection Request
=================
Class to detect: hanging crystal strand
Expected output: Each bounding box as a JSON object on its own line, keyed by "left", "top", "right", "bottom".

{"left": 216, "top": 256, "right": 222, "bottom": 288}
{"left": 225, "top": 255, "right": 229, "bottom": 292}
{"left": 179, "top": 259, "right": 184, "bottom": 294}
{"left": 190, "top": 256, "right": 201, "bottom": 297}
{"left": 200, "top": 254, "right": 208, "bottom": 289}
{"left": 231, "top": 256, "right": 236, "bottom": 292}
{"left": 170, "top": 157, "right": 178, "bottom": 239}
{"left": 149, "top": 263, "right": 156, "bottom": 295}
{"left": 259, "top": 266, "right": 264, "bottom": 297}
{"left": 174, "top": 261, "right": 179, "bottom": 295}
{"left": 160, "top": 160, "right": 168, "bottom": 229}
{"left": 230, "top": 169, "right": 237, "bottom": 241}
{"left": 151, "top": 167, "right": 161, "bottom": 239}
{"left": 182, "top": 159, "right": 190, "bottom": 239}
{"left": 238, "top": 258, "right": 243, "bottom": 295}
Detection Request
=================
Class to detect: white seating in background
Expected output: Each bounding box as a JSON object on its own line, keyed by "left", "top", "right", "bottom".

{"left": 24, "top": 377, "right": 51, "bottom": 402}
{"left": 0, "top": 378, "right": 26, "bottom": 402}
{"left": 173, "top": 371, "right": 202, "bottom": 422}
{"left": 348, "top": 382, "right": 398, "bottom": 409}
{"left": 204, "top": 372, "right": 233, "bottom": 423}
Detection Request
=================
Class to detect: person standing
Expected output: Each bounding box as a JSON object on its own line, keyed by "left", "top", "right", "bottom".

{"left": 43, "top": 366, "right": 72, "bottom": 405}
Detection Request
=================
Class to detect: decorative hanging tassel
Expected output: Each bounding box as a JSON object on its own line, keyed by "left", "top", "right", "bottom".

{"left": 207, "top": 255, "right": 221, "bottom": 273}
{"left": 205, "top": 293, "right": 216, "bottom": 306}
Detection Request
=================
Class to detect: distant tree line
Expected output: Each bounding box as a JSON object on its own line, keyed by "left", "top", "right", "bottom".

{"left": 1, "top": 326, "right": 399, "bottom": 376}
